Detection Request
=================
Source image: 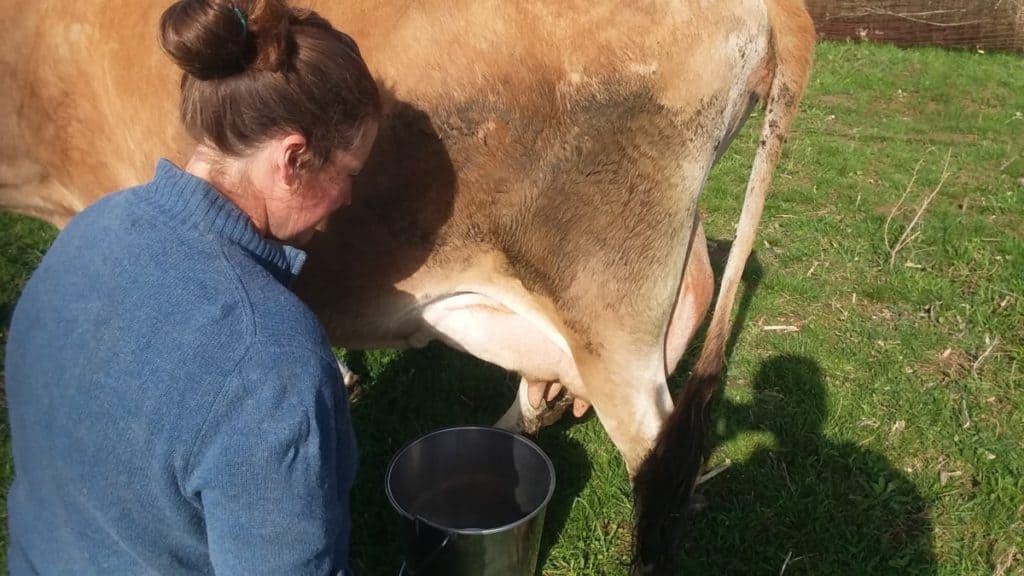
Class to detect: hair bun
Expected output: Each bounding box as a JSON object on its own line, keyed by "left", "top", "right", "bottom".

{"left": 159, "top": 0, "right": 293, "bottom": 80}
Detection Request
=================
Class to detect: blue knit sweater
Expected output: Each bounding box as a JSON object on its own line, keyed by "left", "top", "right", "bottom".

{"left": 5, "top": 160, "right": 356, "bottom": 575}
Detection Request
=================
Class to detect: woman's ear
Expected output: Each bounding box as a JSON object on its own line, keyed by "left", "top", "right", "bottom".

{"left": 277, "top": 133, "right": 309, "bottom": 189}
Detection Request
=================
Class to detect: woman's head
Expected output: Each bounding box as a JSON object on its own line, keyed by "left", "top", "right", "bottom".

{"left": 158, "top": 0, "right": 381, "bottom": 242}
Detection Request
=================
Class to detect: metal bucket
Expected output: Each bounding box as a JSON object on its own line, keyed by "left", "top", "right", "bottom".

{"left": 385, "top": 426, "right": 556, "bottom": 576}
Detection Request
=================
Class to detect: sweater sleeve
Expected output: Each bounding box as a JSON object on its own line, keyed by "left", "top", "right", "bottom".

{"left": 185, "top": 343, "right": 356, "bottom": 576}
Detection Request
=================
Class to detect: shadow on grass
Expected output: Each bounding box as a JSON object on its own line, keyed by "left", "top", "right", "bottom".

{"left": 670, "top": 244, "right": 934, "bottom": 573}
{"left": 343, "top": 343, "right": 591, "bottom": 575}
{"left": 681, "top": 355, "right": 936, "bottom": 575}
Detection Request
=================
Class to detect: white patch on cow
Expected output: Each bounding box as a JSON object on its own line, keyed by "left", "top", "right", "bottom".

{"left": 420, "top": 292, "right": 579, "bottom": 388}
{"left": 628, "top": 62, "right": 658, "bottom": 76}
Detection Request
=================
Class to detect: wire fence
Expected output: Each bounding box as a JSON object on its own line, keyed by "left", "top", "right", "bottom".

{"left": 806, "top": 0, "right": 1024, "bottom": 53}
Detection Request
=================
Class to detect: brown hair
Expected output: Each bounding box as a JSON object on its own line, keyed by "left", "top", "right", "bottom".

{"left": 158, "top": 0, "right": 381, "bottom": 172}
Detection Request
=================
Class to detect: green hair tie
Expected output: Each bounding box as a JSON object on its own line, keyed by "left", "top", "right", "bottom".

{"left": 232, "top": 7, "right": 248, "bottom": 36}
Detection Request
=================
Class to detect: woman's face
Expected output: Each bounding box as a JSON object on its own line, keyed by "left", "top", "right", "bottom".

{"left": 266, "top": 123, "right": 378, "bottom": 245}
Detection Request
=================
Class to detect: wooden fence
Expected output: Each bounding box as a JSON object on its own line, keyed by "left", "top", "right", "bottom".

{"left": 805, "top": 0, "right": 1024, "bottom": 53}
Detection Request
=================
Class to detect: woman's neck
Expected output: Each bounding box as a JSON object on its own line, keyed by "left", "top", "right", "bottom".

{"left": 184, "top": 146, "right": 270, "bottom": 236}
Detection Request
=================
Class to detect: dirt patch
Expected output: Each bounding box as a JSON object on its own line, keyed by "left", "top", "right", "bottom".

{"left": 814, "top": 93, "right": 855, "bottom": 107}
{"left": 916, "top": 347, "right": 972, "bottom": 382}
{"left": 853, "top": 300, "right": 917, "bottom": 325}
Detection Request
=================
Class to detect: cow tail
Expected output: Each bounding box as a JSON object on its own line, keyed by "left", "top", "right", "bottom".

{"left": 631, "top": 1, "right": 815, "bottom": 573}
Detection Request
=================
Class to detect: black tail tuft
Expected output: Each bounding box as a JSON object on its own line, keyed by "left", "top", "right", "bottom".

{"left": 631, "top": 366, "right": 721, "bottom": 575}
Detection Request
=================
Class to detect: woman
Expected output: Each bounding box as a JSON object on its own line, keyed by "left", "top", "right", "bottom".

{"left": 4, "top": 0, "right": 380, "bottom": 574}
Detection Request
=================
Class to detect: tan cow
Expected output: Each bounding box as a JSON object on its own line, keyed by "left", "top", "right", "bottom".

{"left": 1, "top": 0, "right": 814, "bottom": 571}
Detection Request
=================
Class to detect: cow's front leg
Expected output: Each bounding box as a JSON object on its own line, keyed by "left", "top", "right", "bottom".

{"left": 495, "top": 376, "right": 573, "bottom": 434}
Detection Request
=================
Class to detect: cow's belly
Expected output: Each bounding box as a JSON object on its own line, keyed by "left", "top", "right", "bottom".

{"left": 419, "top": 293, "right": 580, "bottom": 388}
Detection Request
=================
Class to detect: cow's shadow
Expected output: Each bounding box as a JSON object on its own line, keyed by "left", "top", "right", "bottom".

{"left": 679, "top": 354, "right": 936, "bottom": 574}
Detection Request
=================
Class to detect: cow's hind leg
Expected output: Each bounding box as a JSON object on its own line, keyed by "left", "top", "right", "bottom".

{"left": 632, "top": 1, "right": 817, "bottom": 571}
{"left": 575, "top": 351, "right": 672, "bottom": 477}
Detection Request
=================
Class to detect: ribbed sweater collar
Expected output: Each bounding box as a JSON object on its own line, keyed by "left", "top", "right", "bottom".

{"left": 143, "top": 159, "right": 306, "bottom": 284}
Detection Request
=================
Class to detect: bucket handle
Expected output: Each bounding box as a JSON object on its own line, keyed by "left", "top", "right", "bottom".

{"left": 397, "top": 528, "right": 450, "bottom": 573}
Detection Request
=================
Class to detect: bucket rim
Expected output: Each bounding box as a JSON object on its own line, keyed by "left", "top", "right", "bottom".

{"left": 385, "top": 425, "right": 557, "bottom": 536}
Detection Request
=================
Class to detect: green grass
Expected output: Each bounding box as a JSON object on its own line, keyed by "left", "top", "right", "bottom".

{"left": 2, "top": 41, "right": 1022, "bottom": 574}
